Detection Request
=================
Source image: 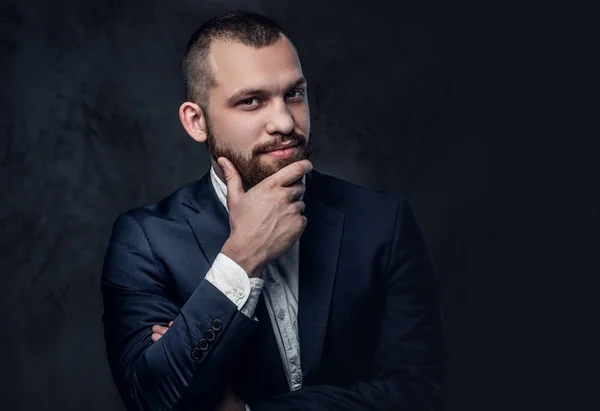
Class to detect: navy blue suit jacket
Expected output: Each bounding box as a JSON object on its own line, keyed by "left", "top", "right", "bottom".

{"left": 101, "top": 169, "right": 446, "bottom": 411}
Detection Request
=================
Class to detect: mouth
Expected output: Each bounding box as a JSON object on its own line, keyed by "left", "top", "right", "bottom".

{"left": 261, "top": 142, "right": 301, "bottom": 159}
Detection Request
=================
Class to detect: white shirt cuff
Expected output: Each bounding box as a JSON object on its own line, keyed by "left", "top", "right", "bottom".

{"left": 205, "top": 253, "right": 264, "bottom": 317}
{"left": 241, "top": 276, "right": 264, "bottom": 318}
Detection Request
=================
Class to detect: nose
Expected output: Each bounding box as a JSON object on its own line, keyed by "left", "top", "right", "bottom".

{"left": 265, "top": 99, "right": 294, "bottom": 136}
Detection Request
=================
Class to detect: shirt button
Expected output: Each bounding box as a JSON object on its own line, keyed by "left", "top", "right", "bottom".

{"left": 277, "top": 309, "right": 286, "bottom": 320}
{"left": 235, "top": 289, "right": 245, "bottom": 299}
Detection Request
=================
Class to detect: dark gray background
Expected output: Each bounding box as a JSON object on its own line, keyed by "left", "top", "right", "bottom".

{"left": 1, "top": 0, "right": 598, "bottom": 410}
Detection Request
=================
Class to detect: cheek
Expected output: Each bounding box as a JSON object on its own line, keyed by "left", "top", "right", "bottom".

{"left": 215, "top": 114, "right": 263, "bottom": 151}
{"left": 291, "top": 104, "right": 310, "bottom": 130}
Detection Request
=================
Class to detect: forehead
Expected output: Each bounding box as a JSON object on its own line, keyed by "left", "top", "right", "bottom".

{"left": 208, "top": 37, "right": 303, "bottom": 94}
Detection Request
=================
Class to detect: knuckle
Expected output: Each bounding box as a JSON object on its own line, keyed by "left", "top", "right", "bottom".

{"left": 298, "top": 215, "right": 307, "bottom": 229}
{"left": 266, "top": 178, "right": 277, "bottom": 190}
{"left": 279, "top": 190, "right": 289, "bottom": 204}
{"left": 302, "top": 160, "right": 312, "bottom": 173}
{"left": 293, "top": 163, "right": 304, "bottom": 178}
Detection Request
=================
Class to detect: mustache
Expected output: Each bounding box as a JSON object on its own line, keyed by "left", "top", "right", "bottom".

{"left": 252, "top": 132, "right": 307, "bottom": 155}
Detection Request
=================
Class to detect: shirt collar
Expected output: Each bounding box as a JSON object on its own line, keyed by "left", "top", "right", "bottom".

{"left": 210, "top": 166, "right": 229, "bottom": 212}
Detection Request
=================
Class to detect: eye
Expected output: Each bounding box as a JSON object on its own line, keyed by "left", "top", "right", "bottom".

{"left": 238, "top": 97, "right": 260, "bottom": 107}
{"left": 286, "top": 89, "right": 305, "bottom": 99}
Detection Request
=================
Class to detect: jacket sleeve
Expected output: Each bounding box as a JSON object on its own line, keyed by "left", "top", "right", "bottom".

{"left": 247, "top": 197, "right": 447, "bottom": 411}
{"left": 101, "top": 212, "right": 258, "bottom": 411}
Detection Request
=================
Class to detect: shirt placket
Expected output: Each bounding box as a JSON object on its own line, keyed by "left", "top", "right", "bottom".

{"left": 265, "top": 264, "right": 303, "bottom": 391}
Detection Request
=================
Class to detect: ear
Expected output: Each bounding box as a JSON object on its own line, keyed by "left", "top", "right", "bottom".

{"left": 179, "top": 101, "right": 207, "bottom": 143}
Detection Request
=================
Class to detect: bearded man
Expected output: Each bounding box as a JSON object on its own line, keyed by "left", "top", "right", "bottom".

{"left": 101, "top": 10, "right": 446, "bottom": 411}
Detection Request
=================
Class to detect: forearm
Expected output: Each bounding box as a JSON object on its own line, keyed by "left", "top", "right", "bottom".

{"left": 139, "top": 283, "right": 259, "bottom": 410}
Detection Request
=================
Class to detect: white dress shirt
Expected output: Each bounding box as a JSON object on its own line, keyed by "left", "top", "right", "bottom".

{"left": 204, "top": 166, "right": 304, "bottom": 409}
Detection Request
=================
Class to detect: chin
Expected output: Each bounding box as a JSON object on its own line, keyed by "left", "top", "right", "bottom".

{"left": 260, "top": 156, "right": 291, "bottom": 168}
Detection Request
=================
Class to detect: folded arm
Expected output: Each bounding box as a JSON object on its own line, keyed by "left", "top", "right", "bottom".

{"left": 101, "top": 213, "right": 260, "bottom": 411}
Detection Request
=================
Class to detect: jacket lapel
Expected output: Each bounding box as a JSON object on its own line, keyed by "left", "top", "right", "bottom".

{"left": 298, "top": 172, "right": 345, "bottom": 384}
{"left": 183, "top": 172, "right": 231, "bottom": 267}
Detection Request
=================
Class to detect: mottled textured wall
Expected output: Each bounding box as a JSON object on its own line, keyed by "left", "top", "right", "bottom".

{"left": 1, "top": 0, "right": 598, "bottom": 410}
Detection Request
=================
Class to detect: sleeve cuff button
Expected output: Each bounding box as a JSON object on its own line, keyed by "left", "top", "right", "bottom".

{"left": 211, "top": 319, "right": 223, "bottom": 331}
{"left": 191, "top": 348, "right": 203, "bottom": 360}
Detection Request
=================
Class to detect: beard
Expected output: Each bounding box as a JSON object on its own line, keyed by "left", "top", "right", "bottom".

{"left": 205, "top": 115, "right": 312, "bottom": 190}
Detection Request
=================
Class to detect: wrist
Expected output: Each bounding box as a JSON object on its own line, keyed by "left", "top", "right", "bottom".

{"left": 222, "top": 237, "right": 265, "bottom": 278}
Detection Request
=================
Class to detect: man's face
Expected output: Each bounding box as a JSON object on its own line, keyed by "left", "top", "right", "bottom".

{"left": 203, "top": 36, "right": 311, "bottom": 189}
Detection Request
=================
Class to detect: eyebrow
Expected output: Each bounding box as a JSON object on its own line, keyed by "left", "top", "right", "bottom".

{"left": 227, "top": 76, "right": 308, "bottom": 105}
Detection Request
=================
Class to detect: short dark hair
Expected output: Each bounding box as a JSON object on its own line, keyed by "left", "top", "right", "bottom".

{"left": 182, "top": 11, "right": 290, "bottom": 107}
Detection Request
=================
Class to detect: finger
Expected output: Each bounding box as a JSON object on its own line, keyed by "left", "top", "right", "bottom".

{"left": 152, "top": 324, "right": 168, "bottom": 333}
{"left": 297, "top": 215, "right": 308, "bottom": 233}
{"left": 269, "top": 160, "right": 313, "bottom": 187}
{"left": 217, "top": 157, "right": 245, "bottom": 206}
{"left": 151, "top": 333, "right": 162, "bottom": 342}
{"left": 284, "top": 181, "right": 306, "bottom": 202}
{"left": 292, "top": 199, "right": 306, "bottom": 213}
{"left": 168, "top": 321, "right": 173, "bottom": 327}
{"left": 152, "top": 324, "right": 169, "bottom": 335}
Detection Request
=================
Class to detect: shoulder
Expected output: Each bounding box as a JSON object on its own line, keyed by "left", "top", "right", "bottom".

{"left": 311, "top": 171, "right": 429, "bottom": 255}
{"left": 310, "top": 169, "right": 410, "bottom": 218}
{"left": 112, "top": 178, "right": 205, "bottom": 231}
{"left": 311, "top": 170, "right": 425, "bottom": 254}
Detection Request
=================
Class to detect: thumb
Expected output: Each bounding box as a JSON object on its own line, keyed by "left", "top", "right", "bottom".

{"left": 217, "top": 157, "right": 244, "bottom": 205}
